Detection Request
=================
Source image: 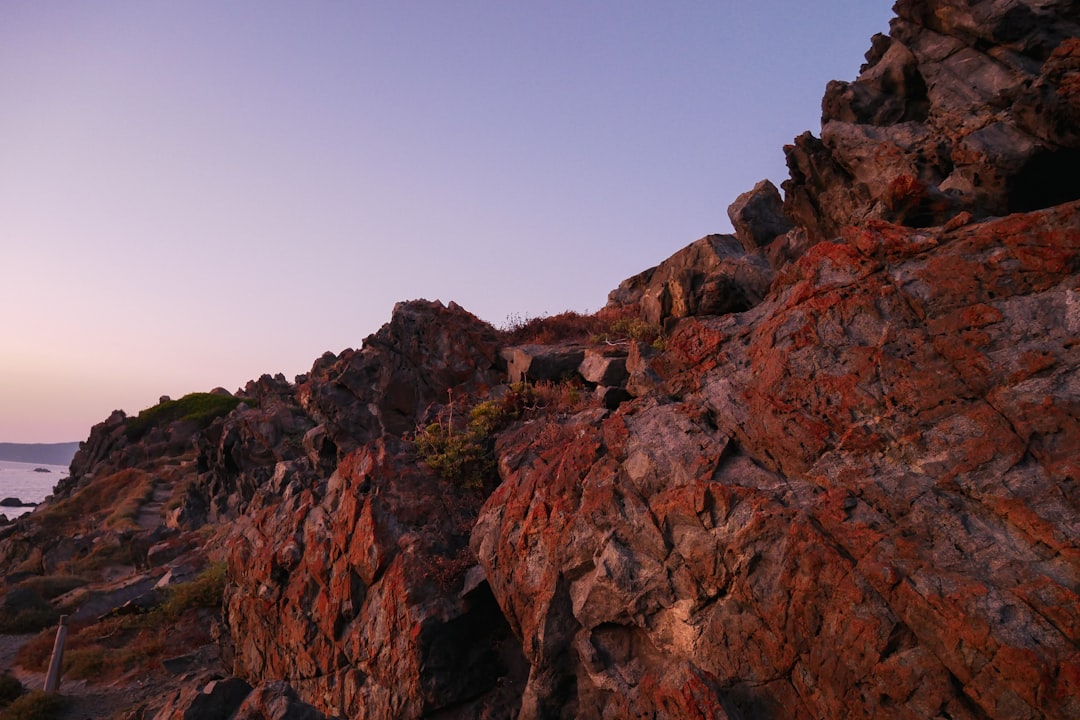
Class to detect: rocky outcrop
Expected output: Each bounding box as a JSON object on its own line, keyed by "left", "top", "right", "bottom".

{"left": 784, "top": 0, "right": 1080, "bottom": 242}
{"left": 224, "top": 439, "right": 526, "bottom": 719}
{"left": 298, "top": 300, "right": 504, "bottom": 457}
{"left": 473, "top": 201, "right": 1080, "bottom": 719}
{"left": 607, "top": 234, "right": 774, "bottom": 327}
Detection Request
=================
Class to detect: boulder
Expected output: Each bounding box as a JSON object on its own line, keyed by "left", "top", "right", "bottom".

{"left": 502, "top": 344, "right": 586, "bottom": 384}
{"left": 578, "top": 348, "right": 629, "bottom": 387}
{"left": 607, "top": 235, "right": 774, "bottom": 327}
{"left": 727, "top": 179, "right": 794, "bottom": 253}
{"left": 152, "top": 676, "right": 252, "bottom": 720}
{"left": 232, "top": 681, "right": 344, "bottom": 720}
{"left": 298, "top": 300, "right": 503, "bottom": 454}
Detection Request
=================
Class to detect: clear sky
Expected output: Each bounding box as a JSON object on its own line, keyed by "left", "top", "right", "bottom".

{"left": 1, "top": 1, "right": 894, "bottom": 443}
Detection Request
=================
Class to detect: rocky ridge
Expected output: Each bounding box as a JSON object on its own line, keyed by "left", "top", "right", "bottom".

{"left": 1, "top": 1, "right": 1077, "bottom": 718}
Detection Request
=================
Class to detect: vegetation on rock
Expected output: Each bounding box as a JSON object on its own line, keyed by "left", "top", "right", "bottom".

{"left": 125, "top": 392, "right": 249, "bottom": 441}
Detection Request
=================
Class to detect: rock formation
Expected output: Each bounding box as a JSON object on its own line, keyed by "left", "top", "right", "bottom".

{"left": 0, "top": 1, "right": 1077, "bottom": 718}
{"left": 785, "top": 0, "right": 1080, "bottom": 241}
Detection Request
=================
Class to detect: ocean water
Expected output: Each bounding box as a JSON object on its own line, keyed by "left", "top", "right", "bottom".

{"left": 0, "top": 460, "right": 67, "bottom": 518}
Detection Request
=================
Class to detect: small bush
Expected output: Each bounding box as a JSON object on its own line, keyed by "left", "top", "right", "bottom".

{"left": 61, "top": 646, "right": 105, "bottom": 680}
{"left": 414, "top": 394, "right": 524, "bottom": 488}
{"left": 125, "top": 393, "right": 249, "bottom": 441}
{"left": 103, "top": 474, "right": 156, "bottom": 531}
{"left": 160, "top": 562, "right": 227, "bottom": 619}
{"left": 0, "top": 691, "right": 65, "bottom": 720}
{"left": 13, "top": 630, "right": 56, "bottom": 673}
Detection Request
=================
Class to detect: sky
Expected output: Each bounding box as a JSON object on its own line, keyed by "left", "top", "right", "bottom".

{"left": 0, "top": 1, "right": 895, "bottom": 443}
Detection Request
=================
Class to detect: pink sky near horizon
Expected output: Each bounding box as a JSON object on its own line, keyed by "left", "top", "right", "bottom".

{"left": 0, "top": 1, "right": 895, "bottom": 443}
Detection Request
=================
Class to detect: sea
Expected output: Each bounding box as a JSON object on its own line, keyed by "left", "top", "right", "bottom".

{"left": 0, "top": 460, "right": 67, "bottom": 518}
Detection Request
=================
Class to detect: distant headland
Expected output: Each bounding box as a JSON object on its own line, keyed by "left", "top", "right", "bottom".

{"left": 0, "top": 442, "right": 80, "bottom": 466}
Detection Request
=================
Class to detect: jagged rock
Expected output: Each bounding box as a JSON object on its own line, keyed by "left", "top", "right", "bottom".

{"left": 298, "top": 299, "right": 503, "bottom": 455}
{"left": 595, "top": 386, "right": 633, "bottom": 410}
{"left": 784, "top": 0, "right": 1080, "bottom": 242}
{"left": 624, "top": 340, "right": 663, "bottom": 398}
{"left": 473, "top": 201, "right": 1080, "bottom": 719}
{"left": 3, "top": 3, "right": 1079, "bottom": 719}
{"left": 502, "top": 344, "right": 587, "bottom": 384}
{"left": 727, "top": 179, "right": 794, "bottom": 253}
{"left": 194, "top": 375, "right": 315, "bottom": 521}
{"left": 225, "top": 438, "right": 526, "bottom": 719}
{"left": 607, "top": 235, "right": 774, "bottom": 327}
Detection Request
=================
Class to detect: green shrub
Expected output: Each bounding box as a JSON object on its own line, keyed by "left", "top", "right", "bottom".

{"left": 160, "top": 562, "right": 227, "bottom": 619}
{"left": 414, "top": 397, "right": 521, "bottom": 488}
{"left": 0, "top": 691, "right": 65, "bottom": 720}
{"left": 61, "top": 646, "right": 105, "bottom": 680}
{"left": 125, "top": 393, "right": 249, "bottom": 441}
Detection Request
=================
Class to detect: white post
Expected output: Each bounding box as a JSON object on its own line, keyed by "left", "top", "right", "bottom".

{"left": 43, "top": 615, "right": 68, "bottom": 693}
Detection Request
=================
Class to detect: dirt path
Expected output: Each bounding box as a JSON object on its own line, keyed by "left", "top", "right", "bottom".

{"left": 136, "top": 480, "right": 173, "bottom": 532}
{"left": 1, "top": 633, "right": 157, "bottom": 719}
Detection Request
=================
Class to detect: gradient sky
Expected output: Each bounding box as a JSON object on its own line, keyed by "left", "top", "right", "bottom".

{"left": 1, "top": 1, "right": 894, "bottom": 443}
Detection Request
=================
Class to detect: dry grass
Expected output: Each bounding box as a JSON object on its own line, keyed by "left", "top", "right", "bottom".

{"left": 500, "top": 305, "right": 665, "bottom": 349}
{"left": 500, "top": 306, "right": 640, "bottom": 345}
{"left": 37, "top": 470, "right": 153, "bottom": 534}
{"left": 17, "top": 563, "right": 227, "bottom": 684}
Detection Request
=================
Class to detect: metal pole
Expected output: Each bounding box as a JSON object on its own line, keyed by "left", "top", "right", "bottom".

{"left": 43, "top": 615, "right": 68, "bottom": 694}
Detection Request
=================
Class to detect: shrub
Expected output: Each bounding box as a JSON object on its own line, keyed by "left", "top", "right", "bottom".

{"left": 125, "top": 393, "right": 249, "bottom": 441}
{"left": 414, "top": 395, "right": 523, "bottom": 488}
{"left": 103, "top": 473, "right": 156, "bottom": 531}
{"left": 13, "top": 630, "right": 56, "bottom": 673}
{"left": 61, "top": 646, "right": 105, "bottom": 680}
{"left": 160, "top": 562, "right": 227, "bottom": 619}
{"left": 0, "top": 691, "right": 65, "bottom": 720}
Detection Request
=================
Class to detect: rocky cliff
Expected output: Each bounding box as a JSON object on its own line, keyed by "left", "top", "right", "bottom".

{"left": 1, "top": 1, "right": 1077, "bottom": 718}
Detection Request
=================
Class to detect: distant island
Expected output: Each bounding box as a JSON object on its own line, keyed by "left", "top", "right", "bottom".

{"left": 0, "top": 441, "right": 80, "bottom": 466}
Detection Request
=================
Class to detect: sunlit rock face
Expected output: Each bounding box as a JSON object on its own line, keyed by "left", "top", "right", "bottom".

{"left": 474, "top": 201, "right": 1080, "bottom": 719}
